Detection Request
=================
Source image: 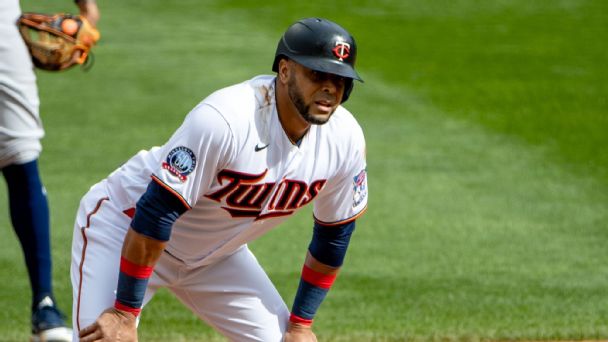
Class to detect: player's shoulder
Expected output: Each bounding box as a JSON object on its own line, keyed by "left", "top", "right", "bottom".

{"left": 186, "top": 75, "right": 272, "bottom": 120}
{"left": 329, "top": 105, "right": 362, "bottom": 128}
{"left": 184, "top": 75, "right": 274, "bottom": 150}
{"left": 202, "top": 75, "right": 274, "bottom": 118}
{"left": 325, "top": 105, "right": 366, "bottom": 144}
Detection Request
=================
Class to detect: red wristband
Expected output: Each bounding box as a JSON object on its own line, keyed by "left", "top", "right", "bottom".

{"left": 114, "top": 300, "right": 142, "bottom": 317}
{"left": 289, "top": 313, "right": 313, "bottom": 326}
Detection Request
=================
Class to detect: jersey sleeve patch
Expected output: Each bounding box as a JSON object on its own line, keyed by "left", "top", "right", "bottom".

{"left": 162, "top": 146, "right": 197, "bottom": 182}
{"left": 352, "top": 168, "right": 367, "bottom": 208}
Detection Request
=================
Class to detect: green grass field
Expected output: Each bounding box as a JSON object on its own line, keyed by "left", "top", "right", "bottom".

{"left": 1, "top": 0, "right": 607, "bottom": 341}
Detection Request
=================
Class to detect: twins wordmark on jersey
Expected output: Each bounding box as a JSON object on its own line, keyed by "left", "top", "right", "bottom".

{"left": 205, "top": 168, "right": 327, "bottom": 220}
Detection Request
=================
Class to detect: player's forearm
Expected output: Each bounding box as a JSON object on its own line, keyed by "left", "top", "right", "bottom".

{"left": 289, "top": 221, "right": 356, "bottom": 326}
{"left": 289, "top": 253, "right": 341, "bottom": 326}
{"left": 114, "top": 228, "right": 166, "bottom": 317}
{"left": 121, "top": 228, "right": 166, "bottom": 266}
{"left": 114, "top": 179, "right": 187, "bottom": 316}
{"left": 304, "top": 251, "right": 340, "bottom": 277}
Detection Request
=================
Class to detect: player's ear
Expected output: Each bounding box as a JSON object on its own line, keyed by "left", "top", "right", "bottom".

{"left": 277, "top": 58, "right": 291, "bottom": 84}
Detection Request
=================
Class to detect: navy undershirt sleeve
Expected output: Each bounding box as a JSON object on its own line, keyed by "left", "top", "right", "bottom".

{"left": 130, "top": 180, "right": 189, "bottom": 241}
{"left": 308, "top": 221, "right": 356, "bottom": 267}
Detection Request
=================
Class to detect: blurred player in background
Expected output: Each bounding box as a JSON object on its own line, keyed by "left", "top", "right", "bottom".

{"left": 73, "top": 17, "right": 367, "bottom": 341}
{"left": 0, "top": 0, "right": 99, "bottom": 341}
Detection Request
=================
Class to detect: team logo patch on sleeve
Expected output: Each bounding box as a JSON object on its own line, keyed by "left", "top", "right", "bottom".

{"left": 162, "top": 146, "right": 196, "bottom": 182}
{"left": 352, "top": 169, "right": 367, "bottom": 207}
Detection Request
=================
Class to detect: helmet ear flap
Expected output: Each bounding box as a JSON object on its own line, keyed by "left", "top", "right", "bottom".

{"left": 342, "top": 79, "right": 354, "bottom": 103}
{"left": 272, "top": 54, "right": 285, "bottom": 73}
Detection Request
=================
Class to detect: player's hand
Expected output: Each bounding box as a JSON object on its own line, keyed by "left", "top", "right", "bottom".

{"left": 76, "top": 0, "right": 100, "bottom": 27}
{"left": 283, "top": 321, "right": 318, "bottom": 342}
{"left": 78, "top": 307, "right": 137, "bottom": 342}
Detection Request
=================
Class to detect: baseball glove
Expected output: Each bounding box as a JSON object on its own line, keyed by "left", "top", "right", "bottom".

{"left": 17, "top": 12, "right": 100, "bottom": 71}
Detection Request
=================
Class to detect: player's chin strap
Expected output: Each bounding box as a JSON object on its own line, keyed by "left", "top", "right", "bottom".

{"left": 341, "top": 79, "right": 354, "bottom": 103}
{"left": 290, "top": 220, "right": 356, "bottom": 326}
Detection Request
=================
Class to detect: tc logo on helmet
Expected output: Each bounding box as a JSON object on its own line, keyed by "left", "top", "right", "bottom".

{"left": 332, "top": 41, "right": 351, "bottom": 61}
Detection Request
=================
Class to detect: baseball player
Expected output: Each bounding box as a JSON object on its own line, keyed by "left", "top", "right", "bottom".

{"left": 72, "top": 17, "right": 368, "bottom": 341}
{"left": 1, "top": 0, "right": 98, "bottom": 341}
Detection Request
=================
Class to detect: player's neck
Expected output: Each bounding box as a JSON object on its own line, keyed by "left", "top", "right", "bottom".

{"left": 275, "top": 80, "right": 310, "bottom": 144}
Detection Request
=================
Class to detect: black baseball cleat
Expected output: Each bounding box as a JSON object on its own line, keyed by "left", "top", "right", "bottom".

{"left": 31, "top": 296, "right": 72, "bottom": 342}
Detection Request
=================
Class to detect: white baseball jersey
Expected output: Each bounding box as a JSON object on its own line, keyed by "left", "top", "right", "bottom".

{"left": 103, "top": 75, "right": 368, "bottom": 266}
{"left": 0, "top": 0, "right": 44, "bottom": 168}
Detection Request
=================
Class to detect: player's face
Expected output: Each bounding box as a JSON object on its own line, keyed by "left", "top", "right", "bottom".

{"left": 287, "top": 62, "right": 346, "bottom": 125}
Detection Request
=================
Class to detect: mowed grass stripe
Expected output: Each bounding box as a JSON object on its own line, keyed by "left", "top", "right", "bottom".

{"left": 353, "top": 0, "right": 608, "bottom": 183}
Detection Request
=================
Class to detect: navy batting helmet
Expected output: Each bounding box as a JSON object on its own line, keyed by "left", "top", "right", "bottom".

{"left": 272, "top": 18, "right": 363, "bottom": 102}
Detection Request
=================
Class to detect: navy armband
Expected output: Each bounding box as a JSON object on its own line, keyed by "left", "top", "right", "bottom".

{"left": 131, "top": 178, "right": 190, "bottom": 241}
{"left": 115, "top": 257, "right": 153, "bottom": 316}
{"left": 290, "top": 265, "right": 337, "bottom": 325}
